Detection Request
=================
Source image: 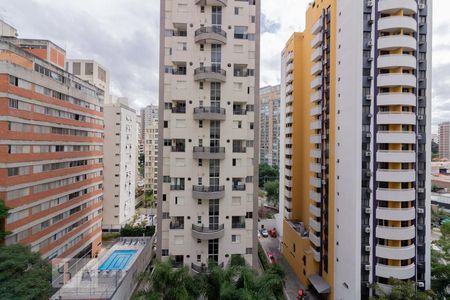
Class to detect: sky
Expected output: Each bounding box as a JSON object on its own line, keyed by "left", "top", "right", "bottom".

{"left": 0, "top": 0, "right": 449, "bottom": 132}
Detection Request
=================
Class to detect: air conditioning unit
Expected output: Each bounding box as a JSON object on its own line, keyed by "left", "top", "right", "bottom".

{"left": 366, "top": 94, "right": 372, "bottom": 100}
{"left": 367, "top": 41, "right": 373, "bottom": 46}
{"left": 322, "top": 166, "right": 327, "bottom": 170}
{"left": 418, "top": 188, "right": 425, "bottom": 193}
{"left": 367, "top": 113, "right": 373, "bottom": 118}
{"left": 368, "top": 20, "right": 373, "bottom": 25}
{"left": 365, "top": 245, "right": 371, "bottom": 252}
{"left": 367, "top": 57, "right": 373, "bottom": 62}
{"left": 418, "top": 208, "right": 425, "bottom": 214}
{"left": 366, "top": 171, "right": 372, "bottom": 177}
{"left": 365, "top": 208, "right": 372, "bottom": 214}
{"left": 367, "top": 1, "right": 374, "bottom": 8}
{"left": 365, "top": 151, "right": 371, "bottom": 157}
{"left": 418, "top": 115, "right": 424, "bottom": 120}
{"left": 418, "top": 4, "right": 425, "bottom": 10}
{"left": 417, "top": 134, "right": 423, "bottom": 140}
{"left": 365, "top": 264, "right": 371, "bottom": 271}
{"left": 366, "top": 132, "right": 372, "bottom": 138}
{"left": 368, "top": 76, "right": 373, "bottom": 81}
{"left": 365, "top": 226, "right": 371, "bottom": 234}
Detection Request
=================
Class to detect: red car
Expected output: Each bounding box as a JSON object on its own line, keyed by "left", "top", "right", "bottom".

{"left": 267, "top": 251, "right": 276, "bottom": 264}
{"left": 268, "top": 228, "right": 277, "bottom": 238}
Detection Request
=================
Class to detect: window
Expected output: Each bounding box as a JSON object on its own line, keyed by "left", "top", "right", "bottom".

{"left": 234, "top": 7, "right": 242, "bottom": 15}
{"left": 85, "top": 63, "right": 93, "bottom": 75}
{"left": 246, "top": 248, "right": 252, "bottom": 254}
{"left": 73, "top": 62, "right": 81, "bottom": 75}
{"left": 234, "top": 26, "right": 248, "bottom": 39}
{"left": 232, "top": 235, "right": 241, "bottom": 243}
{"left": 162, "top": 249, "right": 169, "bottom": 256}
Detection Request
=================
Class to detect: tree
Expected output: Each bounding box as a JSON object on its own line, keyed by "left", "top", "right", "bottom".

{"left": 138, "top": 153, "right": 145, "bottom": 177}
{"left": 0, "top": 244, "right": 52, "bottom": 300}
{"left": 264, "top": 180, "right": 279, "bottom": 206}
{"left": 371, "top": 278, "right": 436, "bottom": 300}
{"left": 431, "top": 222, "right": 450, "bottom": 298}
{"left": 0, "top": 199, "right": 9, "bottom": 241}
{"left": 143, "top": 190, "right": 155, "bottom": 208}
{"left": 259, "top": 163, "right": 278, "bottom": 187}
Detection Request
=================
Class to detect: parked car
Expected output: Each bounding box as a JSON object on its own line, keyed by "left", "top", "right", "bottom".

{"left": 260, "top": 228, "right": 269, "bottom": 237}
{"left": 269, "top": 228, "right": 277, "bottom": 238}
{"left": 267, "top": 251, "right": 276, "bottom": 264}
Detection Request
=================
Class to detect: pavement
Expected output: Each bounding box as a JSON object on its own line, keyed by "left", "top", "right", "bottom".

{"left": 258, "top": 219, "right": 318, "bottom": 300}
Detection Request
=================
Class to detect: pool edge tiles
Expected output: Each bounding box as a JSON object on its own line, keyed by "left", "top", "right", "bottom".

{"left": 98, "top": 249, "right": 138, "bottom": 271}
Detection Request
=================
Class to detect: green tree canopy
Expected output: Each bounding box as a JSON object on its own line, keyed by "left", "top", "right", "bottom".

{"left": 0, "top": 244, "right": 52, "bottom": 300}
{"left": 431, "top": 222, "right": 450, "bottom": 298}
{"left": 264, "top": 180, "right": 279, "bottom": 206}
{"left": 259, "top": 163, "right": 279, "bottom": 187}
{"left": 0, "top": 199, "right": 9, "bottom": 241}
{"left": 371, "top": 278, "right": 436, "bottom": 300}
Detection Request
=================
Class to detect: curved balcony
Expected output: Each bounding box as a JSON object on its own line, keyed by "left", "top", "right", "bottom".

{"left": 193, "top": 146, "right": 225, "bottom": 160}
{"left": 311, "top": 17, "right": 323, "bottom": 35}
{"left": 310, "top": 190, "right": 321, "bottom": 203}
{"left": 376, "top": 169, "right": 415, "bottom": 182}
{"left": 311, "top": 61, "right": 322, "bottom": 76}
{"left": 377, "top": 74, "right": 416, "bottom": 88}
{"left": 195, "top": 0, "right": 227, "bottom": 6}
{"left": 376, "top": 150, "right": 416, "bottom": 163}
{"left": 376, "top": 207, "right": 416, "bottom": 221}
{"left": 191, "top": 262, "right": 224, "bottom": 273}
{"left": 311, "top": 77, "right": 322, "bottom": 89}
{"left": 310, "top": 163, "right": 321, "bottom": 173}
{"left": 309, "top": 218, "right": 321, "bottom": 232}
{"left": 377, "top": 112, "right": 416, "bottom": 125}
{"left": 192, "top": 185, "right": 225, "bottom": 200}
{"left": 194, "top": 67, "right": 226, "bottom": 82}
{"left": 376, "top": 244, "right": 416, "bottom": 260}
{"left": 377, "top": 92, "right": 416, "bottom": 106}
{"left": 376, "top": 225, "right": 415, "bottom": 240}
{"left": 311, "top": 90, "right": 322, "bottom": 102}
{"left": 311, "top": 246, "right": 321, "bottom": 262}
{"left": 378, "top": 0, "right": 417, "bottom": 14}
{"left": 378, "top": 35, "right": 417, "bottom": 51}
{"left": 310, "top": 119, "right": 322, "bottom": 130}
{"left": 378, "top": 16, "right": 417, "bottom": 33}
{"left": 195, "top": 26, "right": 227, "bottom": 44}
{"left": 191, "top": 224, "right": 225, "bottom": 240}
{"left": 286, "top": 73, "right": 293, "bottom": 84}
{"left": 311, "top": 34, "right": 322, "bottom": 48}
{"left": 309, "top": 231, "right": 321, "bottom": 247}
{"left": 375, "top": 263, "right": 415, "bottom": 280}
{"left": 310, "top": 177, "right": 322, "bottom": 189}
{"left": 377, "top": 131, "right": 416, "bottom": 144}
{"left": 286, "top": 63, "right": 293, "bottom": 74}
{"left": 378, "top": 54, "right": 416, "bottom": 70}
{"left": 309, "top": 204, "right": 321, "bottom": 217}
{"left": 193, "top": 106, "right": 226, "bottom": 121}
{"left": 310, "top": 134, "right": 321, "bottom": 144}
{"left": 376, "top": 188, "right": 416, "bottom": 202}
{"left": 311, "top": 48, "right": 322, "bottom": 62}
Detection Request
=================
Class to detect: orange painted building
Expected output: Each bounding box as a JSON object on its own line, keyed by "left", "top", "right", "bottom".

{"left": 0, "top": 22, "right": 104, "bottom": 261}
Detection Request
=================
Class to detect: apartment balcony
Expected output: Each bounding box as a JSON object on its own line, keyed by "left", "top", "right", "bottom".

{"left": 285, "top": 169, "right": 292, "bottom": 177}
{"left": 311, "top": 48, "right": 322, "bottom": 62}
{"left": 311, "top": 34, "right": 323, "bottom": 48}
{"left": 310, "top": 190, "right": 321, "bottom": 203}
{"left": 285, "top": 189, "right": 292, "bottom": 198}
{"left": 286, "top": 84, "right": 293, "bottom": 94}
{"left": 309, "top": 230, "right": 321, "bottom": 247}
{"left": 376, "top": 150, "right": 415, "bottom": 163}
{"left": 309, "top": 204, "right": 321, "bottom": 218}
{"left": 377, "top": 74, "right": 416, "bottom": 88}
{"left": 193, "top": 106, "right": 226, "bottom": 121}
{"left": 376, "top": 207, "right": 416, "bottom": 221}
{"left": 310, "top": 163, "right": 321, "bottom": 174}
{"left": 285, "top": 158, "right": 292, "bottom": 166}
{"left": 170, "top": 185, "right": 185, "bottom": 191}
{"left": 194, "top": 26, "right": 227, "bottom": 45}
{"left": 311, "top": 90, "right": 322, "bottom": 103}
{"left": 310, "top": 76, "right": 322, "bottom": 89}
{"left": 286, "top": 52, "right": 294, "bottom": 63}
{"left": 310, "top": 134, "right": 321, "bottom": 144}
{"left": 286, "top": 73, "right": 293, "bottom": 84}
{"left": 377, "top": 92, "right": 416, "bottom": 106}
{"left": 285, "top": 179, "right": 292, "bottom": 188}
{"left": 191, "top": 262, "right": 224, "bottom": 274}
{"left": 378, "top": 35, "right": 417, "bottom": 51}
{"left": 191, "top": 224, "right": 225, "bottom": 240}
{"left": 310, "top": 149, "right": 321, "bottom": 159}
{"left": 375, "top": 263, "right": 415, "bottom": 280}
{"left": 309, "top": 218, "right": 321, "bottom": 232}
{"left": 376, "top": 244, "right": 416, "bottom": 260}
{"left": 232, "top": 184, "right": 246, "bottom": 191}
{"left": 286, "top": 95, "right": 293, "bottom": 104}
{"left": 375, "top": 225, "right": 415, "bottom": 240}
{"left": 378, "top": 54, "right": 417, "bottom": 70}
{"left": 376, "top": 169, "right": 415, "bottom": 182}
{"left": 195, "top": 0, "right": 227, "bottom": 6}
{"left": 310, "top": 119, "right": 322, "bottom": 130}
{"left": 285, "top": 147, "right": 292, "bottom": 155}
{"left": 311, "top": 17, "right": 323, "bottom": 35}
{"left": 311, "top": 246, "right": 321, "bottom": 262}
{"left": 377, "top": 131, "right": 416, "bottom": 144}
{"left": 377, "top": 112, "right": 416, "bottom": 125}
{"left": 286, "top": 63, "right": 293, "bottom": 74}
{"left": 376, "top": 188, "right": 416, "bottom": 202}
{"left": 194, "top": 67, "right": 226, "bottom": 82}
{"left": 286, "top": 105, "right": 293, "bottom": 114}
{"left": 285, "top": 137, "right": 292, "bottom": 145}
{"left": 311, "top": 61, "right": 322, "bottom": 76}
{"left": 193, "top": 146, "right": 225, "bottom": 160}
{"left": 285, "top": 127, "right": 293, "bottom": 134}
{"left": 310, "top": 105, "right": 322, "bottom": 117}
{"left": 378, "top": 0, "right": 417, "bottom": 14}
{"left": 192, "top": 185, "right": 225, "bottom": 200}
{"left": 378, "top": 16, "right": 417, "bottom": 33}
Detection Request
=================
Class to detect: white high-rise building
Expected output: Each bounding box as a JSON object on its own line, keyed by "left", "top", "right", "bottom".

{"left": 144, "top": 120, "right": 159, "bottom": 193}
{"left": 102, "top": 97, "right": 137, "bottom": 231}
{"left": 157, "top": 0, "right": 261, "bottom": 269}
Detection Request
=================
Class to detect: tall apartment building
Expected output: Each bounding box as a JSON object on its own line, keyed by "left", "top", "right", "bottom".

{"left": 279, "top": 1, "right": 431, "bottom": 298}
{"left": 144, "top": 120, "right": 159, "bottom": 193}
{"left": 438, "top": 122, "right": 449, "bottom": 159}
{"left": 0, "top": 21, "right": 104, "bottom": 260}
{"left": 157, "top": 0, "right": 260, "bottom": 269}
{"left": 140, "top": 104, "right": 158, "bottom": 142}
{"left": 66, "top": 59, "right": 110, "bottom": 103}
{"left": 260, "top": 85, "right": 280, "bottom": 167}
{"left": 102, "top": 97, "right": 136, "bottom": 232}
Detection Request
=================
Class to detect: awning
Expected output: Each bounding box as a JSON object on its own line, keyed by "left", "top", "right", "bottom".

{"left": 308, "top": 273, "right": 331, "bottom": 294}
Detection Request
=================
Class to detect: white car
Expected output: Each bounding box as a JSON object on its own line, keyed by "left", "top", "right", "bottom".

{"left": 260, "top": 228, "right": 269, "bottom": 238}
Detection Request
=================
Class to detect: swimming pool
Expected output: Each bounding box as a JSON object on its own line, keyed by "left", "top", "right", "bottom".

{"left": 98, "top": 250, "right": 137, "bottom": 271}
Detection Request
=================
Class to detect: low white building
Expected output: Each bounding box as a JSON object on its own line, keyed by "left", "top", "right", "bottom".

{"left": 103, "top": 97, "right": 136, "bottom": 231}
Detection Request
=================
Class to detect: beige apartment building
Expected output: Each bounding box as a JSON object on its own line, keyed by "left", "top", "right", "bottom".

{"left": 157, "top": 0, "right": 260, "bottom": 269}
{"left": 439, "top": 122, "right": 450, "bottom": 159}
{"left": 259, "top": 85, "right": 280, "bottom": 167}
{"left": 144, "top": 120, "right": 158, "bottom": 194}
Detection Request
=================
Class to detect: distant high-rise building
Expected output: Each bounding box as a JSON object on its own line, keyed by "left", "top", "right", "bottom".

{"left": 439, "top": 122, "right": 449, "bottom": 159}
{"left": 279, "top": 1, "right": 431, "bottom": 299}
{"left": 259, "top": 85, "right": 280, "bottom": 167}
{"left": 140, "top": 104, "right": 158, "bottom": 142}
{"left": 157, "top": 0, "right": 261, "bottom": 269}
{"left": 0, "top": 21, "right": 104, "bottom": 260}
{"left": 102, "top": 97, "right": 136, "bottom": 231}
{"left": 144, "top": 120, "right": 158, "bottom": 193}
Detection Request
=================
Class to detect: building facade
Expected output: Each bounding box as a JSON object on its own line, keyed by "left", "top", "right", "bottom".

{"left": 0, "top": 22, "right": 104, "bottom": 260}
{"left": 259, "top": 85, "right": 280, "bottom": 167}
{"left": 438, "top": 122, "right": 449, "bottom": 159}
{"left": 144, "top": 120, "right": 158, "bottom": 193}
{"left": 66, "top": 59, "right": 110, "bottom": 104}
{"left": 140, "top": 104, "right": 158, "bottom": 142}
{"left": 279, "top": 1, "right": 431, "bottom": 298}
{"left": 157, "top": 0, "right": 260, "bottom": 269}
{"left": 102, "top": 98, "right": 136, "bottom": 231}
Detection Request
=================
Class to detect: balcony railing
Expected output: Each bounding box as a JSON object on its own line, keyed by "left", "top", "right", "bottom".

{"left": 233, "top": 108, "right": 247, "bottom": 115}
{"left": 170, "top": 222, "right": 184, "bottom": 229}
{"left": 193, "top": 146, "right": 225, "bottom": 159}
{"left": 191, "top": 224, "right": 225, "bottom": 240}
{"left": 232, "top": 222, "right": 245, "bottom": 229}
{"left": 232, "top": 184, "right": 246, "bottom": 191}
{"left": 172, "top": 106, "right": 186, "bottom": 113}
{"left": 194, "top": 26, "right": 227, "bottom": 44}
{"left": 193, "top": 106, "right": 226, "bottom": 121}
{"left": 170, "top": 185, "right": 185, "bottom": 191}
{"left": 171, "top": 146, "right": 185, "bottom": 152}
{"left": 233, "top": 147, "right": 246, "bottom": 153}
{"left": 191, "top": 262, "right": 224, "bottom": 273}
{"left": 193, "top": 185, "right": 224, "bottom": 193}
{"left": 194, "top": 66, "right": 226, "bottom": 82}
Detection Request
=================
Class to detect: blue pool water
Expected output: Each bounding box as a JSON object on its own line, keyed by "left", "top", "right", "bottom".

{"left": 98, "top": 250, "right": 137, "bottom": 271}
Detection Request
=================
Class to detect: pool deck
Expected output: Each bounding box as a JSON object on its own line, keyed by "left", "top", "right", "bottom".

{"left": 52, "top": 236, "right": 154, "bottom": 300}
